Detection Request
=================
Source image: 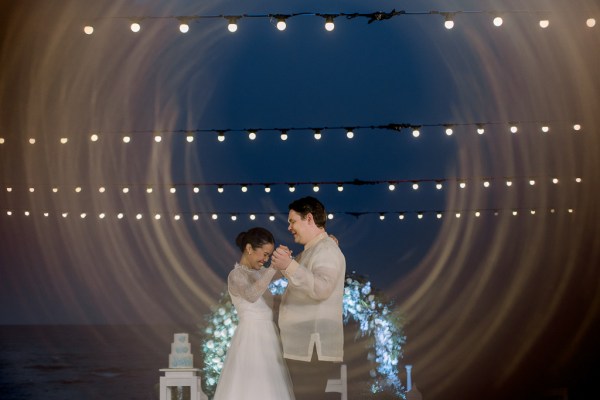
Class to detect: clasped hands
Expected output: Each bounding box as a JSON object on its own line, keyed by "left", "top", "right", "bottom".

{"left": 271, "top": 245, "right": 293, "bottom": 270}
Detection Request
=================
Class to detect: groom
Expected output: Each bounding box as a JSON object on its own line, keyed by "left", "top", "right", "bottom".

{"left": 271, "top": 196, "right": 346, "bottom": 399}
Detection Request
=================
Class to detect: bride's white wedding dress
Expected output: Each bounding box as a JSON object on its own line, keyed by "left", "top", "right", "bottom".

{"left": 213, "top": 263, "right": 295, "bottom": 400}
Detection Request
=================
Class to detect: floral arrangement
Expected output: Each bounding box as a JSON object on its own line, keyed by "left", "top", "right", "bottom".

{"left": 199, "top": 271, "right": 406, "bottom": 398}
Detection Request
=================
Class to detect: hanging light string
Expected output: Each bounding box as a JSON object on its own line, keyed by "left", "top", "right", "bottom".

{"left": 81, "top": 9, "right": 598, "bottom": 34}
{"left": 1, "top": 207, "right": 576, "bottom": 221}
{"left": 0, "top": 121, "right": 584, "bottom": 145}
{"left": 1, "top": 176, "right": 583, "bottom": 194}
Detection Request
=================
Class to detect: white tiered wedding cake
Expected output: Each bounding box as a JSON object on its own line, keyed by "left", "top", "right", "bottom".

{"left": 168, "top": 333, "right": 194, "bottom": 368}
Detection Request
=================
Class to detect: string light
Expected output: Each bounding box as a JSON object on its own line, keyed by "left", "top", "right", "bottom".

{"left": 324, "top": 16, "right": 335, "bottom": 31}
{"left": 443, "top": 13, "right": 455, "bottom": 29}
{"left": 178, "top": 18, "right": 190, "bottom": 33}
{"left": 226, "top": 17, "right": 238, "bottom": 33}
{"left": 275, "top": 15, "right": 288, "bottom": 31}
{"left": 130, "top": 21, "right": 141, "bottom": 33}
{"left": 2, "top": 120, "right": 583, "bottom": 145}
{"left": 2, "top": 175, "right": 582, "bottom": 196}
{"left": 76, "top": 9, "right": 594, "bottom": 37}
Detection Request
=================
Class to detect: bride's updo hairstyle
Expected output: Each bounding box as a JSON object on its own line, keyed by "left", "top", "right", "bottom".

{"left": 235, "top": 227, "right": 275, "bottom": 253}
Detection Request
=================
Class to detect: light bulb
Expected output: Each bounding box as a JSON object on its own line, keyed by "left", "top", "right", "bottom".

{"left": 131, "top": 22, "right": 141, "bottom": 32}
{"left": 587, "top": 18, "right": 596, "bottom": 28}
{"left": 227, "top": 18, "right": 238, "bottom": 33}
{"left": 539, "top": 19, "right": 549, "bottom": 28}
{"left": 277, "top": 20, "right": 287, "bottom": 31}
{"left": 493, "top": 17, "right": 503, "bottom": 27}
{"left": 84, "top": 25, "right": 94, "bottom": 35}
{"left": 179, "top": 23, "right": 189, "bottom": 33}
{"left": 324, "top": 17, "right": 335, "bottom": 31}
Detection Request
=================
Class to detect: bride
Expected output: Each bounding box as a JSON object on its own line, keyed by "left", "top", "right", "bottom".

{"left": 212, "top": 227, "right": 295, "bottom": 400}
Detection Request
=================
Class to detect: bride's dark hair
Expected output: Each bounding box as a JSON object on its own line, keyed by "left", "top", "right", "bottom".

{"left": 235, "top": 227, "right": 275, "bottom": 252}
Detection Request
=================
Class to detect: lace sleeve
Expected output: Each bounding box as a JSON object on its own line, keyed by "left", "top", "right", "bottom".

{"left": 228, "top": 266, "right": 277, "bottom": 303}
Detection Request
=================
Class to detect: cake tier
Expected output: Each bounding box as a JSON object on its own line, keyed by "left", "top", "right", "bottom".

{"left": 169, "top": 354, "right": 194, "bottom": 368}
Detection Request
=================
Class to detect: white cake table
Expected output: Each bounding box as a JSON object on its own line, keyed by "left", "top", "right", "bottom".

{"left": 159, "top": 368, "right": 208, "bottom": 400}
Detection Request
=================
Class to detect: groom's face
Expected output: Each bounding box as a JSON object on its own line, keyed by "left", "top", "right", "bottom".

{"left": 287, "top": 210, "right": 310, "bottom": 245}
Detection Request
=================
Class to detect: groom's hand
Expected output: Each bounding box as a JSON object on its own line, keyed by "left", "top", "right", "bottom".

{"left": 271, "top": 246, "right": 293, "bottom": 270}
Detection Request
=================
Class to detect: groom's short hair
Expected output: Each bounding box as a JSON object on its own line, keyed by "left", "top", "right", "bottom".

{"left": 289, "top": 196, "right": 327, "bottom": 228}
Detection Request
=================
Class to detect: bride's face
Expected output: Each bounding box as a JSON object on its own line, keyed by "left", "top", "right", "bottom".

{"left": 247, "top": 243, "right": 275, "bottom": 269}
